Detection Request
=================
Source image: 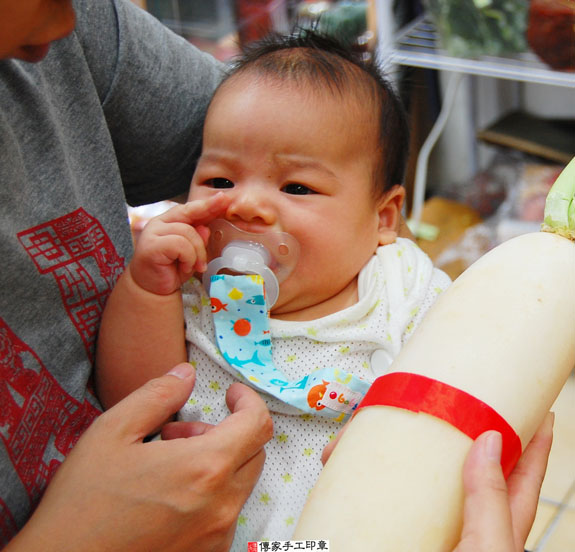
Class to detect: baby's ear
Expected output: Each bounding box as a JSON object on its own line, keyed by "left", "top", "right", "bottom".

{"left": 377, "top": 185, "right": 405, "bottom": 246}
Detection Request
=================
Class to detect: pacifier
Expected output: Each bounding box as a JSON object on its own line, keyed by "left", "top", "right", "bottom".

{"left": 202, "top": 219, "right": 300, "bottom": 308}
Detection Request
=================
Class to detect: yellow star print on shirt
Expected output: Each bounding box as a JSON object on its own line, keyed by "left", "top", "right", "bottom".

{"left": 237, "top": 515, "right": 248, "bottom": 526}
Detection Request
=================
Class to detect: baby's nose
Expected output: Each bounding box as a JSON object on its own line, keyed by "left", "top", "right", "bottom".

{"left": 226, "top": 188, "right": 275, "bottom": 224}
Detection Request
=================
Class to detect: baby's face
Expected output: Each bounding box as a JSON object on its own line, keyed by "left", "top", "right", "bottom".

{"left": 190, "top": 75, "right": 401, "bottom": 321}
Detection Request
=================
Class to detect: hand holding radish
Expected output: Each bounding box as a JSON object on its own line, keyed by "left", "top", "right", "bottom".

{"left": 455, "top": 413, "right": 554, "bottom": 552}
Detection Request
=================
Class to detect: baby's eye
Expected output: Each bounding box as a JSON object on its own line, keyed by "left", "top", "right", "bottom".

{"left": 206, "top": 178, "right": 234, "bottom": 189}
{"left": 282, "top": 183, "right": 317, "bottom": 195}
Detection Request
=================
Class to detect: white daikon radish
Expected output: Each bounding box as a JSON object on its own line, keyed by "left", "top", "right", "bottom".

{"left": 292, "top": 157, "right": 575, "bottom": 551}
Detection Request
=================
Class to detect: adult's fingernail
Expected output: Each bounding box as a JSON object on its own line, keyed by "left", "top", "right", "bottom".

{"left": 485, "top": 431, "right": 502, "bottom": 462}
{"left": 167, "top": 363, "right": 194, "bottom": 379}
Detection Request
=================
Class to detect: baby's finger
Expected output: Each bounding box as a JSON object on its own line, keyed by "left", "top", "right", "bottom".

{"left": 159, "top": 193, "right": 230, "bottom": 226}
{"left": 149, "top": 222, "right": 208, "bottom": 272}
{"left": 141, "top": 234, "right": 199, "bottom": 274}
{"left": 196, "top": 224, "right": 211, "bottom": 246}
{"left": 152, "top": 222, "right": 210, "bottom": 270}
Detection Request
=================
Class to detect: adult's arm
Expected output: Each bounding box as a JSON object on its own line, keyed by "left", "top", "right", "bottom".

{"left": 5, "top": 364, "right": 273, "bottom": 552}
{"left": 74, "top": 0, "right": 226, "bottom": 206}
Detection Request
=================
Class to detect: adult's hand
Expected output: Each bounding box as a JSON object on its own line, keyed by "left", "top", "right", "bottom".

{"left": 6, "top": 363, "right": 273, "bottom": 552}
{"left": 454, "top": 413, "right": 554, "bottom": 552}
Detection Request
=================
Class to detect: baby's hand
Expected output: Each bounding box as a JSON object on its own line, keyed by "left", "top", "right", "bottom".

{"left": 129, "top": 193, "right": 230, "bottom": 295}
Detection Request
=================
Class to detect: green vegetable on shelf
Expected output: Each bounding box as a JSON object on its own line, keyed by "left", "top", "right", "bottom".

{"left": 425, "top": 0, "right": 529, "bottom": 58}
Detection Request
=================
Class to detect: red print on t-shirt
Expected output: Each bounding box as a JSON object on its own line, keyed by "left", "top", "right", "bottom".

{"left": 0, "top": 209, "right": 123, "bottom": 544}
{"left": 0, "top": 320, "right": 101, "bottom": 535}
{"left": 17, "top": 208, "right": 125, "bottom": 362}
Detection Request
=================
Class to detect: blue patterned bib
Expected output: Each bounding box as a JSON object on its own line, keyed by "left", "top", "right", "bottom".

{"left": 210, "top": 274, "right": 370, "bottom": 420}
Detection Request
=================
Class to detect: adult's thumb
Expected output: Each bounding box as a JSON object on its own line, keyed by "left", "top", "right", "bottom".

{"left": 456, "top": 431, "right": 514, "bottom": 551}
{"left": 99, "top": 363, "right": 196, "bottom": 441}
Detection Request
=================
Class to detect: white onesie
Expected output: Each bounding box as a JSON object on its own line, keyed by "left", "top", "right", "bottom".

{"left": 181, "top": 238, "right": 451, "bottom": 550}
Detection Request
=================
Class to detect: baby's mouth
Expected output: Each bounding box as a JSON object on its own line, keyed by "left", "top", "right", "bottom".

{"left": 206, "top": 219, "right": 299, "bottom": 281}
{"left": 226, "top": 220, "right": 276, "bottom": 235}
{"left": 203, "top": 219, "right": 300, "bottom": 308}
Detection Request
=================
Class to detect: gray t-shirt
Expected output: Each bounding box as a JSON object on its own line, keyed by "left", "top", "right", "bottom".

{"left": 0, "top": 0, "right": 224, "bottom": 541}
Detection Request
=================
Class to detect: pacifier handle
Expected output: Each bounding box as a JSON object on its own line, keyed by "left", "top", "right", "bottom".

{"left": 203, "top": 241, "right": 280, "bottom": 308}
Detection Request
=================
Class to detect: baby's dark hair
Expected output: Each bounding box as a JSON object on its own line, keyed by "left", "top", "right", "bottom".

{"left": 219, "top": 30, "right": 409, "bottom": 196}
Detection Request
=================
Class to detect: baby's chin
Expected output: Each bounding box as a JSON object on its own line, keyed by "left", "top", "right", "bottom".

{"left": 271, "top": 284, "right": 359, "bottom": 323}
{"left": 268, "top": 290, "right": 311, "bottom": 322}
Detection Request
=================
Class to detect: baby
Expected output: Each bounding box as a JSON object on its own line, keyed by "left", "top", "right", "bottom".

{"left": 96, "top": 31, "right": 451, "bottom": 550}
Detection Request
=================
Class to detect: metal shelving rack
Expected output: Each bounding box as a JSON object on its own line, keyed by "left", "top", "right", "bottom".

{"left": 382, "top": 13, "right": 575, "bottom": 228}
{"left": 390, "top": 14, "right": 575, "bottom": 88}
